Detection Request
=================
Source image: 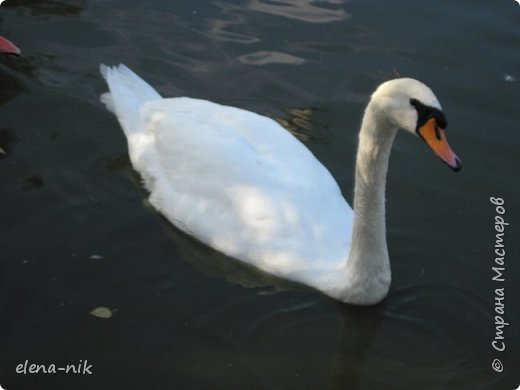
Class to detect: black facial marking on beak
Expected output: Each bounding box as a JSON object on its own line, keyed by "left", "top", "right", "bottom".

{"left": 410, "top": 98, "right": 447, "bottom": 131}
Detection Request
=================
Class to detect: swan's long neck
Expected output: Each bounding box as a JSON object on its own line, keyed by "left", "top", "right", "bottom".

{"left": 343, "top": 103, "right": 397, "bottom": 304}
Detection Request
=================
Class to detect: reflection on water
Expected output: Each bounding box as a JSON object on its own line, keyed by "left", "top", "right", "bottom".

{"left": 238, "top": 50, "right": 306, "bottom": 66}
{"left": 210, "top": 0, "right": 349, "bottom": 44}
{"left": 275, "top": 107, "right": 331, "bottom": 144}
{"left": 209, "top": 2, "right": 260, "bottom": 44}
{"left": 247, "top": 0, "right": 349, "bottom": 23}
{"left": 329, "top": 304, "right": 386, "bottom": 389}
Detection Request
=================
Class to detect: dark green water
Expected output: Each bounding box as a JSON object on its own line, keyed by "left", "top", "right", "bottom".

{"left": 1, "top": 0, "right": 519, "bottom": 389}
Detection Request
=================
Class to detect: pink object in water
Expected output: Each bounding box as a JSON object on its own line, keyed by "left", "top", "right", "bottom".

{"left": 0, "top": 36, "right": 20, "bottom": 55}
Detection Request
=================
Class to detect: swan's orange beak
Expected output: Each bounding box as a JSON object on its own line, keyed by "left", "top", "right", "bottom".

{"left": 417, "top": 118, "right": 461, "bottom": 171}
{"left": 0, "top": 36, "right": 21, "bottom": 55}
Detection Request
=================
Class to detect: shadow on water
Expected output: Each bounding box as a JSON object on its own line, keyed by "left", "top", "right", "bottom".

{"left": 2, "top": 0, "right": 84, "bottom": 16}
{"left": 0, "top": 52, "right": 33, "bottom": 157}
{"left": 0, "top": 57, "right": 27, "bottom": 104}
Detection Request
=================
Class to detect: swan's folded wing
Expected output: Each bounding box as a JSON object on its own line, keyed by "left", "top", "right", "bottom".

{"left": 136, "top": 97, "right": 353, "bottom": 273}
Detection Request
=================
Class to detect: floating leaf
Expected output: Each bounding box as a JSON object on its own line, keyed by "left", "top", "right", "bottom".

{"left": 504, "top": 74, "right": 516, "bottom": 82}
{"left": 90, "top": 307, "right": 114, "bottom": 319}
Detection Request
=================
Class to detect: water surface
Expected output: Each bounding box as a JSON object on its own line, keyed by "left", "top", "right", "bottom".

{"left": 0, "top": 0, "right": 519, "bottom": 389}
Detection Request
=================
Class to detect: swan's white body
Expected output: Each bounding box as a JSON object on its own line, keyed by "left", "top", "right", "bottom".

{"left": 100, "top": 64, "right": 459, "bottom": 305}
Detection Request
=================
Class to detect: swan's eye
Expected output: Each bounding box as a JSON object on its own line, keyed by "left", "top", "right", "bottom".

{"left": 410, "top": 98, "right": 448, "bottom": 131}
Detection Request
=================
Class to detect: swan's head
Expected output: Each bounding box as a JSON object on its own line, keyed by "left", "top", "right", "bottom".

{"left": 371, "top": 78, "right": 461, "bottom": 171}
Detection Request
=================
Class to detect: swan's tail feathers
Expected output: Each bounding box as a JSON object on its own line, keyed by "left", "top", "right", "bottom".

{"left": 99, "top": 64, "right": 161, "bottom": 136}
{"left": 100, "top": 92, "right": 115, "bottom": 113}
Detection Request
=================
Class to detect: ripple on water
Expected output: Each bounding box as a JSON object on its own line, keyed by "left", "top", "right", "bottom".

{"left": 366, "top": 282, "right": 494, "bottom": 388}
{"left": 246, "top": 0, "right": 350, "bottom": 23}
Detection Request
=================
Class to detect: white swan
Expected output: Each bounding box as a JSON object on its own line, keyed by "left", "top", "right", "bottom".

{"left": 100, "top": 64, "right": 461, "bottom": 305}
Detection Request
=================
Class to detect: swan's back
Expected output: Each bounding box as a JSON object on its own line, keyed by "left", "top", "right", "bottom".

{"left": 100, "top": 64, "right": 354, "bottom": 280}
